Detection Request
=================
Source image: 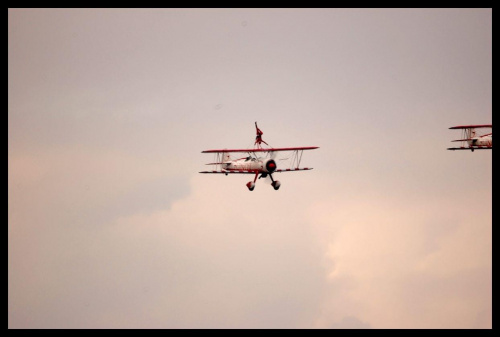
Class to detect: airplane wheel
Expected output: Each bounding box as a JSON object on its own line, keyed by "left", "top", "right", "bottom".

{"left": 271, "top": 181, "right": 281, "bottom": 190}
{"left": 246, "top": 181, "right": 255, "bottom": 191}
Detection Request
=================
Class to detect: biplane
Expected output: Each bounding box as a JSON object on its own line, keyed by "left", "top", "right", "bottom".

{"left": 447, "top": 124, "right": 492, "bottom": 152}
{"left": 200, "top": 122, "right": 319, "bottom": 191}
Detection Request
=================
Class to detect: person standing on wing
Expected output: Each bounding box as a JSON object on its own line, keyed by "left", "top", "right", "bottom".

{"left": 254, "top": 122, "right": 268, "bottom": 148}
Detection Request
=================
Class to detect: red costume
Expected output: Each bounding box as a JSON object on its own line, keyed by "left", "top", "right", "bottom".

{"left": 254, "top": 122, "right": 268, "bottom": 148}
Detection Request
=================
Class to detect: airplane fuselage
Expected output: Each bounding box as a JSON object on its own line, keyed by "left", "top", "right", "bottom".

{"left": 469, "top": 134, "right": 492, "bottom": 147}
{"left": 223, "top": 157, "right": 276, "bottom": 173}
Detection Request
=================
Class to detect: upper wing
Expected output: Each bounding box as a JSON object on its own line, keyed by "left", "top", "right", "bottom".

{"left": 202, "top": 146, "right": 319, "bottom": 153}
{"left": 449, "top": 124, "right": 492, "bottom": 129}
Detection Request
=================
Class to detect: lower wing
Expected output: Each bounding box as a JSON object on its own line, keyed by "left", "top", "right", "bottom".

{"left": 447, "top": 147, "right": 492, "bottom": 150}
{"left": 199, "top": 170, "right": 256, "bottom": 174}
{"left": 275, "top": 168, "right": 313, "bottom": 172}
{"left": 199, "top": 168, "right": 314, "bottom": 174}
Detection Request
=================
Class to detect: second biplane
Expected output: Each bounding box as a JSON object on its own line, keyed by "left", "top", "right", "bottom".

{"left": 447, "top": 124, "right": 492, "bottom": 152}
{"left": 200, "top": 122, "right": 319, "bottom": 191}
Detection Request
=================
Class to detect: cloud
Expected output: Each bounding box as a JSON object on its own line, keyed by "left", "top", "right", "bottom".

{"left": 9, "top": 171, "right": 327, "bottom": 328}
{"left": 308, "top": 184, "right": 491, "bottom": 329}
{"left": 329, "top": 316, "right": 371, "bottom": 329}
{"left": 8, "top": 146, "right": 191, "bottom": 328}
{"left": 9, "top": 151, "right": 491, "bottom": 328}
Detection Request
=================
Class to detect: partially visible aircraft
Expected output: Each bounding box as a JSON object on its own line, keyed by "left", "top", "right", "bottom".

{"left": 447, "top": 124, "right": 492, "bottom": 152}
{"left": 200, "top": 122, "right": 319, "bottom": 191}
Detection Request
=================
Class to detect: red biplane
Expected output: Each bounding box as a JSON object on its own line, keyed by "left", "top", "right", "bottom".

{"left": 447, "top": 124, "right": 492, "bottom": 152}
{"left": 200, "top": 122, "right": 319, "bottom": 191}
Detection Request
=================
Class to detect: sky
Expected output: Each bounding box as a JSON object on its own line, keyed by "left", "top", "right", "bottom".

{"left": 8, "top": 8, "right": 492, "bottom": 329}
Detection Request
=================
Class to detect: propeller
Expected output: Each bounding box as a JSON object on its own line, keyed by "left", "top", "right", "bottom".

{"left": 263, "top": 154, "right": 277, "bottom": 185}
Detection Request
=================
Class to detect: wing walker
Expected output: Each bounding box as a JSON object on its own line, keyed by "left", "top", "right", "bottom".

{"left": 200, "top": 122, "right": 319, "bottom": 191}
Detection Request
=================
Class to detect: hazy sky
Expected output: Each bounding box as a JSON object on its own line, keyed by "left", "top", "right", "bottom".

{"left": 8, "top": 8, "right": 491, "bottom": 329}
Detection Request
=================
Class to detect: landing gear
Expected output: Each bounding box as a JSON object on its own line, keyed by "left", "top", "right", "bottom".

{"left": 246, "top": 171, "right": 259, "bottom": 191}
{"left": 269, "top": 174, "right": 281, "bottom": 190}
{"left": 246, "top": 172, "right": 281, "bottom": 191}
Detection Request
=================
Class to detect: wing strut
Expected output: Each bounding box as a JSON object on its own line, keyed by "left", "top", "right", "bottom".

{"left": 290, "top": 150, "right": 304, "bottom": 169}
